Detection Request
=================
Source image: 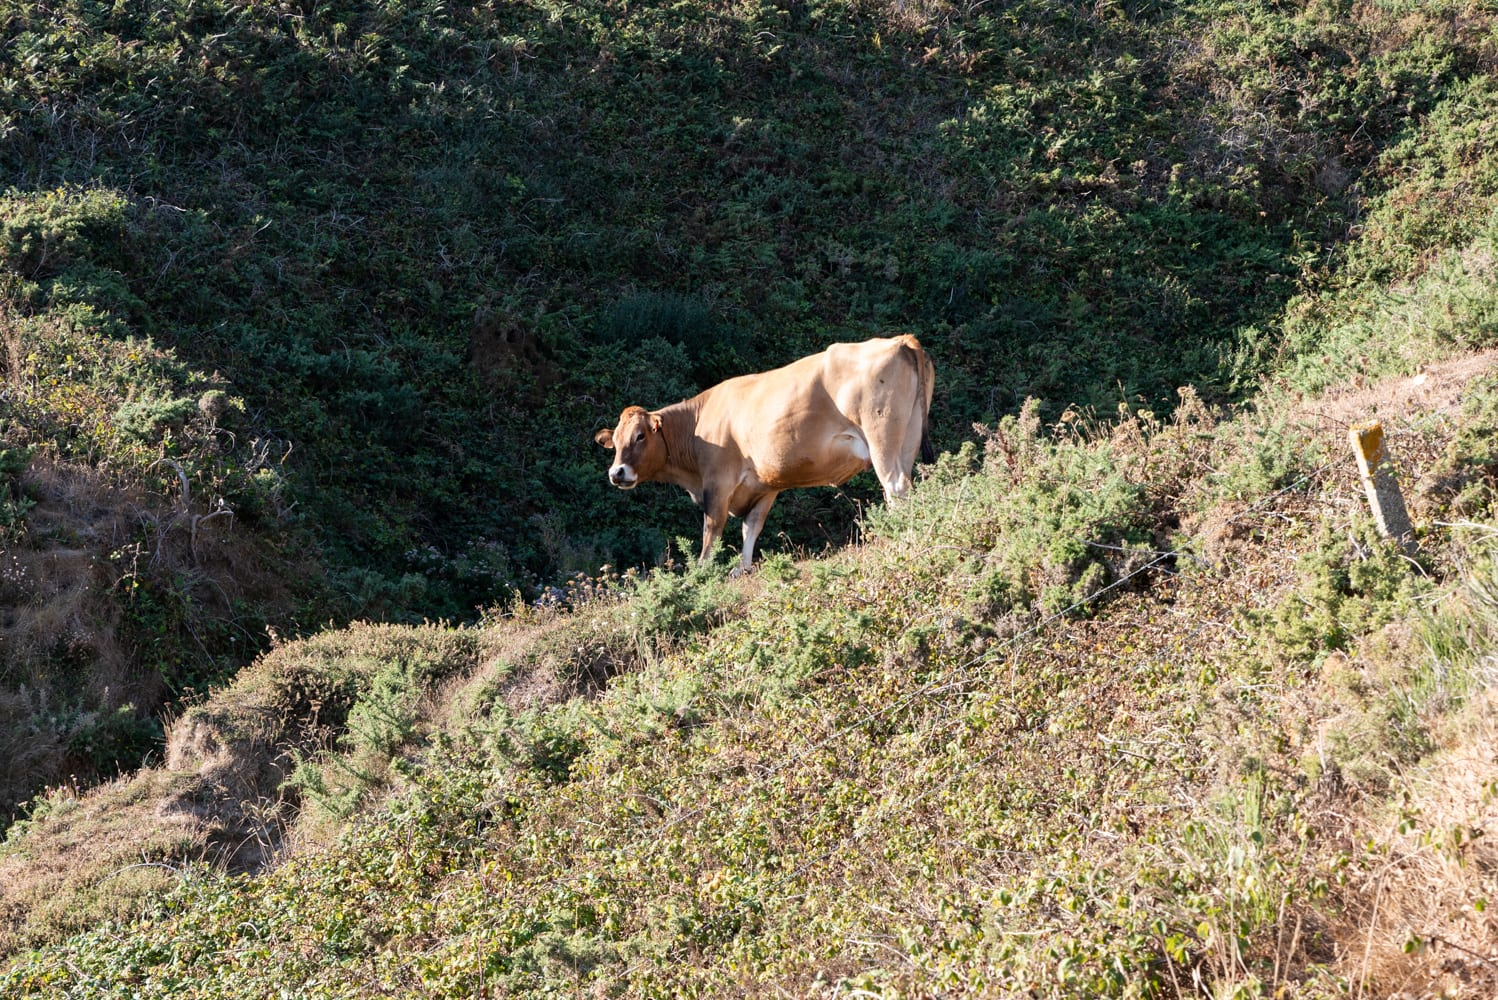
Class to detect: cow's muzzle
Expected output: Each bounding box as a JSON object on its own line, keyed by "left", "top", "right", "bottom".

{"left": 609, "top": 465, "right": 638, "bottom": 489}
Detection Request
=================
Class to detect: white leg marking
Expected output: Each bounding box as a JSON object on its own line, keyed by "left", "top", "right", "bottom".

{"left": 882, "top": 471, "right": 912, "bottom": 502}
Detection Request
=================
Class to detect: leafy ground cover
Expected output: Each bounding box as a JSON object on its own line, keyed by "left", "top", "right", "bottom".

{"left": 2, "top": 353, "right": 1496, "bottom": 996}
{"left": 2, "top": 0, "right": 1498, "bottom": 992}
{"left": 4, "top": 0, "right": 1491, "bottom": 606}
{"left": 5, "top": 0, "right": 1495, "bottom": 817}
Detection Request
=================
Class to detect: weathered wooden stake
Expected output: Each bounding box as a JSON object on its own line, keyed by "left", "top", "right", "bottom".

{"left": 1348, "top": 420, "right": 1416, "bottom": 552}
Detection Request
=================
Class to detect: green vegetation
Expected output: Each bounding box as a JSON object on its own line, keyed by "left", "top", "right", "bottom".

{"left": 5, "top": 372, "right": 1498, "bottom": 996}
{"left": 2, "top": 0, "right": 1498, "bottom": 994}
{"left": 7, "top": 0, "right": 1490, "bottom": 613}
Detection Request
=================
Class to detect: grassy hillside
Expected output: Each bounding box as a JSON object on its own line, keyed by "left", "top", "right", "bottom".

{"left": 5, "top": 0, "right": 1496, "bottom": 815}
{"left": 2, "top": 352, "right": 1496, "bottom": 996}
{"left": 2, "top": 0, "right": 1498, "bottom": 993}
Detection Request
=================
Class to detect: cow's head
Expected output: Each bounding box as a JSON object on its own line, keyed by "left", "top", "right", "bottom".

{"left": 595, "top": 406, "right": 663, "bottom": 489}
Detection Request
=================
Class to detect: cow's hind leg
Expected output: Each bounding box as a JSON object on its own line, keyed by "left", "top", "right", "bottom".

{"left": 866, "top": 424, "right": 919, "bottom": 503}
{"left": 857, "top": 364, "right": 926, "bottom": 505}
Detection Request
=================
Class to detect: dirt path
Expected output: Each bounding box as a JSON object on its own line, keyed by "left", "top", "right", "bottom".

{"left": 1294, "top": 348, "right": 1498, "bottom": 432}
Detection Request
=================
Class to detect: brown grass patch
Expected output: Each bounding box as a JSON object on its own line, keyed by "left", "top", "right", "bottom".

{"left": 1, "top": 453, "right": 310, "bottom": 821}
{"left": 0, "top": 769, "right": 205, "bottom": 957}
{"left": 0, "top": 621, "right": 487, "bottom": 959}
{"left": 1329, "top": 687, "right": 1498, "bottom": 998}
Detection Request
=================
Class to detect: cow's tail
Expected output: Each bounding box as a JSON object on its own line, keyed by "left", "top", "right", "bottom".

{"left": 900, "top": 335, "right": 937, "bottom": 466}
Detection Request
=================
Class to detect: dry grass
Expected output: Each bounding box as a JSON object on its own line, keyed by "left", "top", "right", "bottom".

{"left": 0, "top": 622, "right": 482, "bottom": 958}
{"left": 0, "top": 453, "right": 309, "bottom": 819}
{"left": 1329, "top": 688, "right": 1498, "bottom": 998}
{"left": 3, "top": 461, "right": 137, "bottom": 694}
{"left": 0, "top": 461, "right": 144, "bottom": 815}
{"left": 0, "top": 769, "right": 204, "bottom": 956}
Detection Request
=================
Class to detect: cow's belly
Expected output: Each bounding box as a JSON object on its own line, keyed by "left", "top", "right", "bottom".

{"left": 748, "top": 427, "right": 871, "bottom": 491}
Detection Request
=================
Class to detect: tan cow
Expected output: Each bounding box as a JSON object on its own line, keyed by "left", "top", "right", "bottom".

{"left": 595, "top": 334, "right": 935, "bottom": 572}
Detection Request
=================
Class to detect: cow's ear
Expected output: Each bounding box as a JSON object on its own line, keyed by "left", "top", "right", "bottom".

{"left": 594, "top": 427, "right": 615, "bottom": 449}
{"left": 649, "top": 414, "right": 662, "bottom": 433}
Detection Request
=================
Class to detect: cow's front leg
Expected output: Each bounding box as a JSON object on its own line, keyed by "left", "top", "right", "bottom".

{"left": 737, "top": 492, "right": 778, "bottom": 575}
{"left": 699, "top": 488, "right": 730, "bottom": 565}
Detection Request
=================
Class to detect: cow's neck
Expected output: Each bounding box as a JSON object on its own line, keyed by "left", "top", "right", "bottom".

{"left": 653, "top": 400, "right": 705, "bottom": 497}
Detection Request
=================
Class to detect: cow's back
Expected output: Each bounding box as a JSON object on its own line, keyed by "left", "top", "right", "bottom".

{"left": 692, "top": 336, "right": 930, "bottom": 494}
{"left": 692, "top": 352, "right": 837, "bottom": 486}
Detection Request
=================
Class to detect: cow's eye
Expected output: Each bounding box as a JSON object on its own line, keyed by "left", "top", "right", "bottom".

{"left": 634, "top": 431, "right": 646, "bottom": 443}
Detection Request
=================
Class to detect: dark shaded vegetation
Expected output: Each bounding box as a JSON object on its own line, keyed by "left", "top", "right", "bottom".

{"left": 9, "top": 0, "right": 1484, "bottom": 610}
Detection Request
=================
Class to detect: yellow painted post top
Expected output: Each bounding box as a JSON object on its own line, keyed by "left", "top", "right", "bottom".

{"left": 1348, "top": 421, "right": 1386, "bottom": 473}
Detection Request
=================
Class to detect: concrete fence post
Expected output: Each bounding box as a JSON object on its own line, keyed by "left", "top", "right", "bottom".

{"left": 1348, "top": 420, "right": 1416, "bottom": 552}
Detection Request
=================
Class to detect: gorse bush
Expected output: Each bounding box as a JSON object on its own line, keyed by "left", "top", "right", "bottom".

{"left": 1263, "top": 518, "right": 1434, "bottom": 662}
{"left": 595, "top": 291, "right": 748, "bottom": 386}
{"left": 111, "top": 395, "right": 197, "bottom": 443}
{"left": 1207, "top": 416, "right": 1331, "bottom": 504}
{"left": 0, "top": 187, "right": 129, "bottom": 282}
{"left": 867, "top": 396, "right": 1212, "bottom": 621}
{"left": 1270, "top": 70, "right": 1498, "bottom": 394}
{"left": 290, "top": 658, "right": 439, "bottom": 823}
{"left": 625, "top": 548, "right": 744, "bottom": 649}
{"left": 1432, "top": 374, "right": 1498, "bottom": 521}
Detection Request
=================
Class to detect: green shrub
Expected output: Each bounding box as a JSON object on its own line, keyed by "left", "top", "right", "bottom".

{"left": 1262, "top": 519, "right": 1432, "bottom": 662}
{"left": 1428, "top": 374, "right": 1498, "bottom": 521}
{"left": 112, "top": 394, "right": 196, "bottom": 442}
{"left": 0, "top": 444, "right": 33, "bottom": 542}
{"left": 64, "top": 705, "right": 162, "bottom": 779}
{"left": 625, "top": 550, "right": 742, "bottom": 650}
{"left": 595, "top": 291, "right": 748, "bottom": 386}
{"left": 866, "top": 400, "right": 1159, "bottom": 619}
{"left": 289, "top": 660, "right": 431, "bottom": 821}
{"left": 1207, "top": 417, "right": 1328, "bottom": 503}
{"left": 0, "top": 187, "right": 129, "bottom": 280}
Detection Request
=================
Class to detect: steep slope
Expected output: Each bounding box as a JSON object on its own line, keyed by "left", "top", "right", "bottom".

{"left": 2, "top": 348, "right": 1496, "bottom": 996}
{"left": 5, "top": 0, "right": 1495, "bottom": 821}
{"left": 4, "top": 0, "right": 1490, "bottom": 607}
{"left": 2, "top": 0, "right": 1498, "bottom": 993}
